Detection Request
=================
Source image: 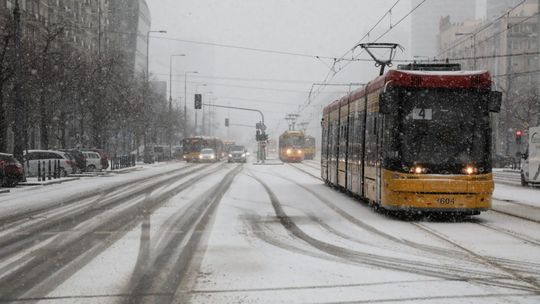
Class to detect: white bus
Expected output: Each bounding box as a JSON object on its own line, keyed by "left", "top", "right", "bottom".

{"left": 521, "top": 126, "right": 540, "bottom": 186}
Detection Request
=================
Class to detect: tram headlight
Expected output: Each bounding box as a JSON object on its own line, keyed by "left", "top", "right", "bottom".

{"left": 228, "top": 154, "right": 232, "bottom": 158}
{"left": 199, "top": 155, "right": 203, "bottom": 159}
{"left": 464, "top": 166, "right": 477, "bottom": 175}
{"left": 297, "top": 149, "right": 303, "bottom": 154}
{"left": 410, "top": 166, "right": 427, "bottom": 174}
{"left": 286, "top": 149, "right": 292, "bottom": 155}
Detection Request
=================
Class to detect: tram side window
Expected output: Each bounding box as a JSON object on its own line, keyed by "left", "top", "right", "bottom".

{"left": 339, "top": 122, "right": 347, "bottom": 160}
{"left": 354, "top": 114, "right": 364, "bottom": 160}
{"left": 348, "top": 114, "right": 355, "bottom": 161}
{"left": 365, "top": 113, "right": 378, "bottom": 165}
{"left": 321, "top": 123, "right": 327, "bottom": 158}
{"left": 333, "top": 122, "right": 339, "bottom": 159}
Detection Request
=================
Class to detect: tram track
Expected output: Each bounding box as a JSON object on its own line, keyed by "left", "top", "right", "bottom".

{"left": 274, "top": 164, "right": 540, "bottom": 293}
{"left": 299, "top": 161, "right": 320, "bottom": 171}
{"left": 410, "top": 222, "right": 540, "bottom": 293}
{"left": 476, "top": 222, "right": 540, "bottom": 247}
{"left": 489, "top": 209, "right": 540, "bottom": 224}
{"left": 0, "top": 162, "right": 233, "bottom": 302}
{"left": 248, "top": 170, "right": 538, "bottom": 294}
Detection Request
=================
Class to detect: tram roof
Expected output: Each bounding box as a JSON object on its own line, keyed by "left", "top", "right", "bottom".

{"left": 323, "top": 69, "right": 492, "bottom": 113}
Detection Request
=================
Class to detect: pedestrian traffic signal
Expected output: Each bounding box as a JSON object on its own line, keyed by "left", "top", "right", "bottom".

{"left": 194, "top": 94, "right": 202, "bottom": 109}
{"left": 515, "top": 130, "right": 522, "bottom": 144}
{"left": 225, "top": 118, "right": 229, "bottom": 127}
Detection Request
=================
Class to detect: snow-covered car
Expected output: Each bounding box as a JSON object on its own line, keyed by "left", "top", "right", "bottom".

{"left": 82, "top": 151, "right": 103, "bottom": 171}
{"left": 24, "top": 150, "right": 75, "bottom": 177}
{"left": 0, "top": 153, "right": 24, "bottom": 187}
{"left": 228, "top": 145, "right": 247, "bottom": 163}
{"left": 199, "top": 148, "right": 217, "bottom": 162}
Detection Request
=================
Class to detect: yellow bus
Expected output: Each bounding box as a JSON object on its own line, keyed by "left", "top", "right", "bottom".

{"left": 182, "top": 137, "right": 224, "bottom": 162}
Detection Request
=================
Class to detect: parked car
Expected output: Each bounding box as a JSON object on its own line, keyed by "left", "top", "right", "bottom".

{"left": 228, "top": 145, "right": 247, "bottom": 163}
{"left": 199, "top": 148, "right": 217, "bottom": 163}
{"left": 24, "top": 150, "right": 76, "bottom": 177}
{"left": 59, "top": 149, "right": 87, "bottom": 173}
{"left": 82, "top": 151, "right": 102, "bottom": 171}
{"left": 89, "top": 149, "right": 109, "bottom": 170}
{"left": 0, "top": 153, "right": 24, "bottom": 187}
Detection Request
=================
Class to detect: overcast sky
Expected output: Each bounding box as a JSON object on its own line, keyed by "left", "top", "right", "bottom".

{"left": 145, "top": 0, "right": 416, "bottom": 145}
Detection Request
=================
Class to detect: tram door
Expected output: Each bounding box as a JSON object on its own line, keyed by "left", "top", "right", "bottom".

{"left": 375, "top": 113, "right": 383, "bottom": 204}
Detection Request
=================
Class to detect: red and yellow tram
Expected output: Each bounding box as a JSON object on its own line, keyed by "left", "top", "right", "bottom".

{"left": 321, "top": 64, "right": 502, "bottom": 215}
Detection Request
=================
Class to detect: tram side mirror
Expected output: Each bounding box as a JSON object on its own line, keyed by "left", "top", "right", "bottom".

{"left": 489, "top": 91, "right": 502, "bottom": 113}
{"left": 379, "top": 92, "right": 394, "bottom": 114}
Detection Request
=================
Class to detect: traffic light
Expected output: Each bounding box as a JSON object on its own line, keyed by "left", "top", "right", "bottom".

{"left": 256, "top": 129, "right": 261, "bottom": 141}
{"left": 225, "top": 118, "right": 229, "bottom": 127}
{"left": 515, "top": 130, "right": 522, "bottom": 144}
{"left": 194, "top": 94, "right": 202, "bottom": 109}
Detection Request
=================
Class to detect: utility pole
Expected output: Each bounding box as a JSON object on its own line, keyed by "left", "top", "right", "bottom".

{"left": 285, "top": 114, "right": 300, "bottom": 131}
{"left": 97, "top": 1, "right": 101, "bottom": 56}
{"left": 297, "top": 122, "right": 309, "bottom": 133}
{"left": 12, "top": 0, "right": 25, "bottom": 165}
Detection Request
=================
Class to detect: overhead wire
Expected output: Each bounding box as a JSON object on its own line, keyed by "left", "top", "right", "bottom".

{"left": 297, "top": 0, "right": 429, "bottom": 115}
{"left": 436, "top": 0, "right": 527, "bottom": 58}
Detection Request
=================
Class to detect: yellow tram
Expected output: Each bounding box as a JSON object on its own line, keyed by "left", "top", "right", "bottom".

{"left": 321, "top": 63, "right": 502, "bottom": 216}
{"left": 303, "top": 135, "right": 316, "bottom": 160}
{"left": 279, "top": 130, "right": 305, "bottom": 162}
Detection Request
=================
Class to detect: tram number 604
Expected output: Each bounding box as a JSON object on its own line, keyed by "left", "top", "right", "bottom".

{"left": 436, "top": 197, "right": 455, "bottom": 205}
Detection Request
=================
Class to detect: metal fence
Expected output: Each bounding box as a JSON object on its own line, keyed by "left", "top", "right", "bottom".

{"left": 111, "top": 155, "right": 136, "bottom": 170}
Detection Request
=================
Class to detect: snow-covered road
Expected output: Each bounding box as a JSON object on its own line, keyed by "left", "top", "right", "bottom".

{"left": 0, "top": 160, "right": 538, "bottom": 303}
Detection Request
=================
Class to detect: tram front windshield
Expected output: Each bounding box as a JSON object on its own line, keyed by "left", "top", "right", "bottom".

{"left": 287, "top": 136, "right": 305, "bottom": 148}
{"left": 398, "top": 89, "right": 490, "bottom": 173}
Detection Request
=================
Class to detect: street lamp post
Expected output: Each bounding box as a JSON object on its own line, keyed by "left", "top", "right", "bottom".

{"left": 184, "top": 71, "right": 198, "bottom": 137}
{"left": 142, "top": 30, "right": 166, "bottom": 161}
{"left": 169, "top": 54, "right": 186, "bottom": 106}
{"left": 146, "top": 30, "right": 167, "bottom": 81}
{"left": 168, "top": 54, "right": 185, "bottom": 155}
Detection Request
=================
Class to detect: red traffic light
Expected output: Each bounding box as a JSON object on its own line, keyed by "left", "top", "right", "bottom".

{"left": 515, "top": 130, "right": 522, "bottom": 136}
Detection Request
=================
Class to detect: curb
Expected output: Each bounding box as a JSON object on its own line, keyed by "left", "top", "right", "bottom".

{"left": 108, "top": 166, "right": 142, "bottom": 174}
{"left": 19, "top": 177, "right": 81, "bottom": 186}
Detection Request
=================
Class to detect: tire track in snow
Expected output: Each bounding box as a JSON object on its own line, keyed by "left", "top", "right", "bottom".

{"left": 248, "top": 172, "right": 536, "bottom": 294}
{"left": 0, "top": 163, "right": 229, "bottom": 302}
{"left": 0, "top": 163, "right": 209, "bottom": 264}
{"left": 122, "top": 164, "right": 243, "bottom": 304}
{"left": 411, "top": 222, "right": 540, "bottom": 294}
{"left": 0, "top": 164, "right": 193, "bottom": 227}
